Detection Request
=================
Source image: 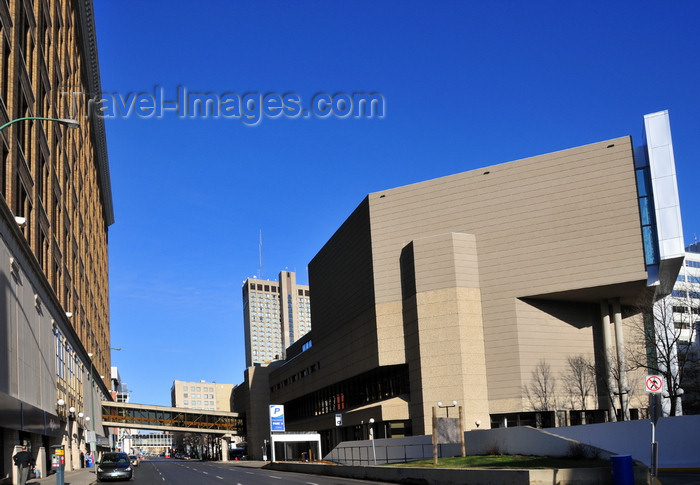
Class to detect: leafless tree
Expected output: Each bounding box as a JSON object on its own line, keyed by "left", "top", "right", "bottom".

{"left": 628, "top": 288, "right": 698, "bottom": 417}
{"left": 523, "top": 359, "right": 557, "bottom": 411}
{"left": 174, "top": 432, "right": 201, "bottom": 458}
{"left": 562, "top": 355, "right": 596, "bottom": 411}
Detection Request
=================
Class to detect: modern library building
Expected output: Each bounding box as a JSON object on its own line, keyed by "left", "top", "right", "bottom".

{"left": 235, "top": 111, "right": 684, "bottom": 458}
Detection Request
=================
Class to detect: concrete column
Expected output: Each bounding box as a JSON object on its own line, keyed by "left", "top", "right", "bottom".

{"left": 4, "top": 430, "right": 18, "bottom": 484}
{"left": 600, "top": 301, "right": 617, "bottom": 422}
{"left": 71, "top": 420, "right": 80, "bottom": 470}
{"left": 12, "top": 444, "right": 20, "bottom": 485}
{"left": 36, "top": 447, "right": 46, "bottom": 478}
{"left": 220, "top": 436, "right": 230, "bottom": 462}
{"left": 612, "top": 298, "right": 630, "bottom": 421}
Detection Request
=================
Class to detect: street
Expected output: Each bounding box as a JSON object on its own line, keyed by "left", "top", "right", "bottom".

{"left": 132, "top": 458, "right": 397, "bottom": 485}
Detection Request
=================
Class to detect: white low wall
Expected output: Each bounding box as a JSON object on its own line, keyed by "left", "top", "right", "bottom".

{"left": 549, "top": 415, "right": 700, "bottom": 469}
{"left": 656, "top": 414, "right": 700, "bottom": 468}
{"left": 325, "top": 415, "right": 700, "bottom": 470}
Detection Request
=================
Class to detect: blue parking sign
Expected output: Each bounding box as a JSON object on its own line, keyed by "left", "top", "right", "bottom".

{"left": 270, "top": 405, "right": 285, "bottom": 431}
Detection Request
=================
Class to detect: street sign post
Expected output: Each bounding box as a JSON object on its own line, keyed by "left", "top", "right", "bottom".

{"left": 645, "top": 375, "right": 663, "bottom": 480}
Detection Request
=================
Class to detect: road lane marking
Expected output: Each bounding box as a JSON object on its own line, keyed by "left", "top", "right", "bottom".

{"left": 216, "top": 476, "right": 223, "bottom": 479}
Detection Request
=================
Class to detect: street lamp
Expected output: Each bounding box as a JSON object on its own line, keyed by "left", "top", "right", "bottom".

{"left": 0, "top": 116, "right": 80, "bottom": 132}
{"left": 87, "top": 347, "right": 121, "bottom": 456}
{"left": 368, "top": 418, "right": 377, "bottom": 465}
{"left": 1, "top": 116, "right": 80, "bottom": 233}
{"left": 437, "top": 400, "right": 458, "bottom": 417}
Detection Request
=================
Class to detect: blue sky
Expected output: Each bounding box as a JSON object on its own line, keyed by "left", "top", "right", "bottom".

{"left": 94, "top": 1, "right": 700, "bottom": 406}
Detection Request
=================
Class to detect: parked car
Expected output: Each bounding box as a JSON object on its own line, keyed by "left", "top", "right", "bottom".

{"left": 128, "top": 455, "right": 139, "bottom": 466}
{"left": 96, "top": 452, "right": 133, "bottom": 482}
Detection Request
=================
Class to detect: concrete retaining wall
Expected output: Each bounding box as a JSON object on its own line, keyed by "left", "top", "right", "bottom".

{"left": 546, "top": 415, "right": 700, "bottom": 469}
{"left": 326, "top": 415, "right": 700, "bottom": 470}
{"left": 268, "top": 461, "right": 649, "bottom": 485}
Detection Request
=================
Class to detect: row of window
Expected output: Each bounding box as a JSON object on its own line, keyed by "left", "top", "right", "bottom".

{"left": 282, "top": 365, "right": 410, "bottom": 421}
{"left": 672, "top": 290, "right": 700, "bottom": 299}
{"left": 271, "top": 361, "right": 321, "bottom": 391}
{"left": 183, "top": 393, "right": 215, "bottom": 399}
{"left": 673, "top": 321, "right": 698, "bottom": 330}
{"left": 247, "top": 283, "right": 310, "bottom": 297}
{"left": 686, "top": 260, "right": 700, "bottom": 268}
{"left": 250, "top": 283, "right": 278, "bottom": 292}
{"left": 182, "top": 385, "right": 214, "bottom": 392}
{"left": 183, "top": 400, "right": 215, "bottom": 406}
{"left": 672, "top": 306, "right": 700, "bottom": 314}
{"left": 677, "top": 274, "right": 700, "bottom": 284}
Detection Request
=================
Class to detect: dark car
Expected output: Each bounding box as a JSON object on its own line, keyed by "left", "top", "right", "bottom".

{"left": 96, "top": 452, "right": 133, "bottom": 482}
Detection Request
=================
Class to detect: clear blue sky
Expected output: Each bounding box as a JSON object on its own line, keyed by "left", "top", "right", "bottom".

{"left": 94, "top": 1, "right": 700, "bottom": 407}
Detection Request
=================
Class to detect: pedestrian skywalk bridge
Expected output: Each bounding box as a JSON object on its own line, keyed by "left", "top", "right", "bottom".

{"left": 101, "top": 401, "right": 244, "bottom": 434}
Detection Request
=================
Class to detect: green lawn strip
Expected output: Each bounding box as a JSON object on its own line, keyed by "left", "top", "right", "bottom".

{"left": 387, "top": 455, "right": 609, "bottom": 469}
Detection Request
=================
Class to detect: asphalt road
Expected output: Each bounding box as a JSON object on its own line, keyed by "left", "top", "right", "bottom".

{"left": 134, "top": 459, "right": 397, "bottom": 485}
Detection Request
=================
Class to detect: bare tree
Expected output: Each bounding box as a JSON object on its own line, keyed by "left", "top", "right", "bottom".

{"left": 562, "top": 355, "right": 596, "bottom": 411}
{"left": 629, "top": 288, "right": 698, "bottom": 417}
{"left": 523, "top": 359, "right": 557, "bottom": 411}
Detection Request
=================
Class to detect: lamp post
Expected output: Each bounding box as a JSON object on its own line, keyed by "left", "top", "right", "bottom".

{"left": 368, "top": 418, "right": 377, "bottom": 465}
{"left": 1, "top": 116, "right": 79, "bottom": 237}
{"left": 437, "top": 400, "right": 457, "bottom": 417}
{"left": 87, "top": 347, "right": 121, "bottom": 457}
{"left": 0, "top": 116, "right": 80, "bottom": 132}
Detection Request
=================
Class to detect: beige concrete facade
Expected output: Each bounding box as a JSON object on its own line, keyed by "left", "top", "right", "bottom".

{"left": 171, "top": 380, "right": 234, "bottom": 412}
{"left": 236, "top": 120, "right": 684, "bottom": 459}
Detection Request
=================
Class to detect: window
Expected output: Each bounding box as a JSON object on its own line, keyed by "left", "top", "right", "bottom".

{"left": 55, "top": 332, "right": 65, "bottom": 379}
{"left": 183, "top": 393, "right": 188, "bottom": 398}
{"left": 635, "top": 164, "right": 659, "bottom": 267}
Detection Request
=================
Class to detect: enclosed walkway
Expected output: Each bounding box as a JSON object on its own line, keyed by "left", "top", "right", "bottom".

{"left": 102, "top": 401, "right": 244, "bottom": 435}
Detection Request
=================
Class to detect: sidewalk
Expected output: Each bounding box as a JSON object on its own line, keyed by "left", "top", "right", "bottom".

{"left": 28, "top": 468, "right": 96, "bottom": 485}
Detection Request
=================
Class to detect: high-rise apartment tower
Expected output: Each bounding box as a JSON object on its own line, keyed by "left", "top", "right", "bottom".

{"left": 242, "top": 271, "right": 311, "bottom": 367}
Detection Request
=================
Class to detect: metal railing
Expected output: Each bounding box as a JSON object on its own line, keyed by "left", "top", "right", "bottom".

{"left": 330, "top": 442, "right": 462, "bottom": 465}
